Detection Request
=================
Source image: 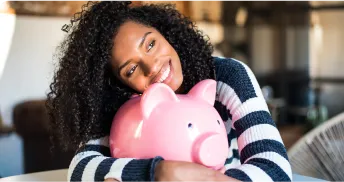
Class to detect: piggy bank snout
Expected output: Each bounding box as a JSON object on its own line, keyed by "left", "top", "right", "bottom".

{"left": 193, "top": 133, "right": 228, "bottom": 169}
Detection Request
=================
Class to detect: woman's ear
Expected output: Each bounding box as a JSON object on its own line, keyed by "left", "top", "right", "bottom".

{"left": 141, "top": 83, "right": 179, "bottom": 119}
{"left": 187, "top": 79, "right": 217, "bottom": 105}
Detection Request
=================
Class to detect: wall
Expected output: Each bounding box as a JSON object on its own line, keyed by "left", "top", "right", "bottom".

{"left": 251, "top": 25, "right": 309, "bottom": 75}
{"left": 251, "top": 26, "right": 275, "bottom": 75}
{"left": 0, "top": 15, "right": 69, "bottom": 177}
{"left": 309, "top": 10, "right": 344, "bottom": 117}
{"left": 0, "top": 16, "right": 68, "bottom": 125}
{"left": 309, "top": 10, "right": 344, "bottom": 78}
{"left": 286, "top": 26, "right": 309, "bottom": 71}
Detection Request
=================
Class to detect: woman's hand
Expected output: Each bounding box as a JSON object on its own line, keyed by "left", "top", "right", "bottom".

{"left": 154, "top": 160, "right": 240, "bottom": 181}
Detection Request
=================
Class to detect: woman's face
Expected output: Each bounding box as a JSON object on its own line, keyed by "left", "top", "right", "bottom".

{"left": 111, "top": 21, "right": 183, "bottom": 93}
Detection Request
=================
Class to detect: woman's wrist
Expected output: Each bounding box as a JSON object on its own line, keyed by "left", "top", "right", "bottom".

{"left": 104, "top": 178, "right": 120, "bottom": 182}
{"left": 154, "top": 160, "right": 165, "bottom": 181}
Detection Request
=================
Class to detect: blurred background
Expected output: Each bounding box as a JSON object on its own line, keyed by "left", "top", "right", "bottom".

{"left": 0, "top": 1, "right": 343, "bottom": 180}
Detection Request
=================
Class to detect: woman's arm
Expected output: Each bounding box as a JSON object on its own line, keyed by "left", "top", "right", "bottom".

{"left": 214, "top": 57, "right": 292, "bottom": 182}
{"left": 67, "top": 137, "right": 163, "bottom": 182}
{"left": 69, "top": 137, "right": 239, "bottom": 182}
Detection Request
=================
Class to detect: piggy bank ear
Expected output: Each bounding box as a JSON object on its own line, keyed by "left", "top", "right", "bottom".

{"left": 187, "top": 79, "right": 216, "bottom": 105}
{"left": 141, "top": 83, "right": 179, "bottom": 119}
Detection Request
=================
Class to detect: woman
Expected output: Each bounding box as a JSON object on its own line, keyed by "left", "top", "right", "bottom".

{"left": 47, "top": 1, "right": 292, "bottom": 182}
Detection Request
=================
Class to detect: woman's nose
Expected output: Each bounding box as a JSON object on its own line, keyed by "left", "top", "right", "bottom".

{"left": 142, "top": 58, "right": 160, "bottom": 77}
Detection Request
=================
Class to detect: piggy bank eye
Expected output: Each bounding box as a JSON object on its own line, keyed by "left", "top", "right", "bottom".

{"left": 217, "top": 120, "right": 221, "bottom": 125}
{"left": 188, "top": 123, "right": 193, "bottom": 129}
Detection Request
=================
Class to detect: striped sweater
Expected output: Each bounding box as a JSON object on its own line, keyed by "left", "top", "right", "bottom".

{"left": 68, "top": 57, "right": 292, "bottom": 182}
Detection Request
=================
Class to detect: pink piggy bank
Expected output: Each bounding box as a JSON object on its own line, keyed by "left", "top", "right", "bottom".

{"left": 109, "top": 79, "right": 229, "bottom": 170}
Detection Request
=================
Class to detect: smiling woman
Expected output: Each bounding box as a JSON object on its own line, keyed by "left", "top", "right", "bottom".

{"left": 47, "top": 2, "right": 292, "bottom": 182}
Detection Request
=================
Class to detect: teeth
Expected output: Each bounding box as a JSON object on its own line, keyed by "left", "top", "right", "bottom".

{"left": 158, "top": 65, "right": 170, "bottom": 83}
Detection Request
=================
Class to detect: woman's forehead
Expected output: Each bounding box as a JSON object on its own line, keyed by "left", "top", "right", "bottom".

{"left": 115, "top": 21, "right": 155, "bottom": 41}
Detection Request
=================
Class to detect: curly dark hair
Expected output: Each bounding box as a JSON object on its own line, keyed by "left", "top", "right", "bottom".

{"left": 47, "top": 1, "right": 215, "bottom": 150}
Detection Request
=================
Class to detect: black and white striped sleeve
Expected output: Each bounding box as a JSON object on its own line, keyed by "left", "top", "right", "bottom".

{"left": 214, "top": 57, "right": 292, "bottom": 182}
{"left": 67, "top": 136, "right": 163, "bottom": 182}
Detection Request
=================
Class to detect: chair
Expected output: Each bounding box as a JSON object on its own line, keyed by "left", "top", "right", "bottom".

{"left": 12, "top": 100, "right": 75, "bottom": 173}
{"left": 288, "top": 112, "right": 344, "bottom": 181}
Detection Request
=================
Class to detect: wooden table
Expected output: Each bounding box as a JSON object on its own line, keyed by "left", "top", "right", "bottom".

{"left": 0, "top": 169, "right": 326, "bottom": 181}
{"left": 0, "top": 169, "right": 67, "bottom": 181}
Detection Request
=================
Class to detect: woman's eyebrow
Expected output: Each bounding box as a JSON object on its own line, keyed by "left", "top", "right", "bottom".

{"left": 139, "top": 32, "right": 152, "bottom": 48}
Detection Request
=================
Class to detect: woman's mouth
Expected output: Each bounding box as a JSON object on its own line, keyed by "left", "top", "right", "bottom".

{"left": 157, "top": 63, "right": 170, "bottom": 82}
{"left": 154, "top": 60, "right": 173, "bottom": 84}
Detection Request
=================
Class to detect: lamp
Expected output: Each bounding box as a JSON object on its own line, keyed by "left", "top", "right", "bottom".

{"left": 0, "top": 1, "right": 15, "bottom": 79}
{"left": 309, "top": 12, "right": 323, "bottom": 79}
{"left": 0, "top": 1, "right": 15, "bottom": 135}
{"left": 235, "top": 7, "right": 248, "bottom": 28}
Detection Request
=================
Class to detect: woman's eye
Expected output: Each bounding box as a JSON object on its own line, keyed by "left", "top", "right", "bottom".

{"left": 126, "top": 65, "right": 138, "bottom": 77}
{"left": 147, "top": 40, "right": 155, "bottom": 52}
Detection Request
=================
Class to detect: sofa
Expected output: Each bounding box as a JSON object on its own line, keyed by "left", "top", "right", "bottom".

{"left": 12, "top": 99, "right": 75, "bottom": 173}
